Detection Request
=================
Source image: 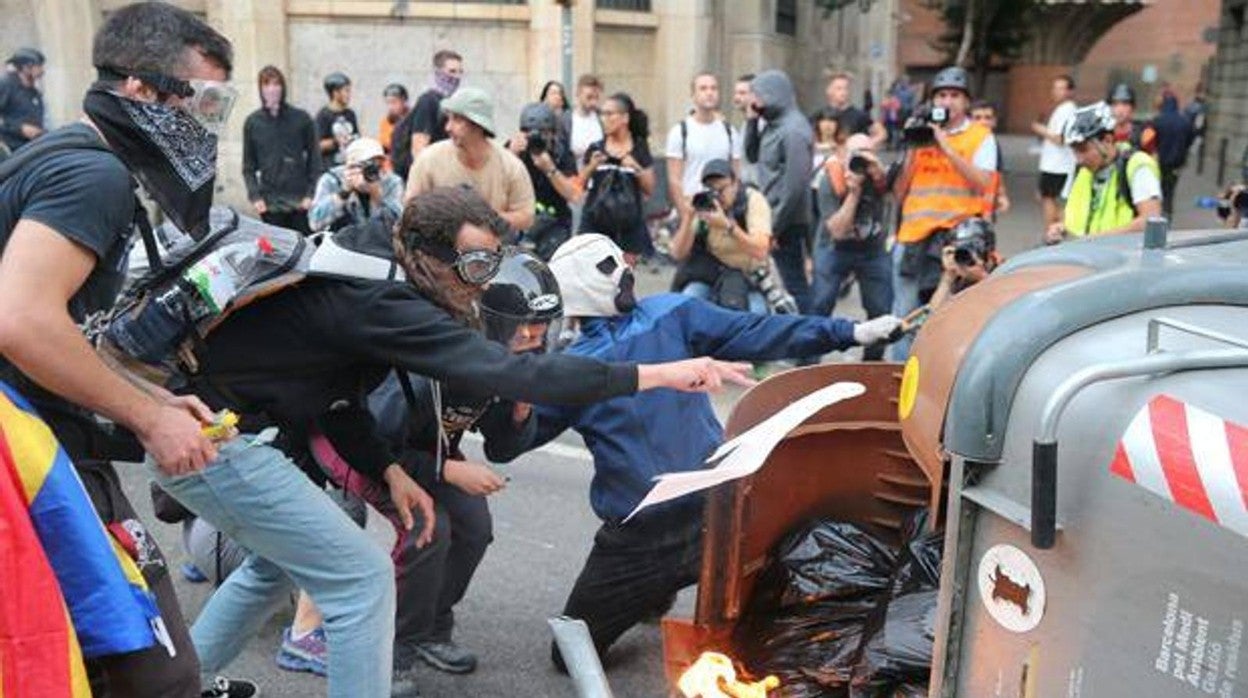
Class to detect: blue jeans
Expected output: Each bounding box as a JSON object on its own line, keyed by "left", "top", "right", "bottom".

{"left": 888, "top": 241, "right": 923, "bottom": 361}
{"left": 681, "top": 281, "right": 768, "bottom": 315}
{"left": 771, "top": 223, "right": 812, "bottom": 313}
{"left": 147, "top": 437, "right": 395, "bottom": 698}
{"left": 809, "top": 240, "right": 894, "bottom": 361}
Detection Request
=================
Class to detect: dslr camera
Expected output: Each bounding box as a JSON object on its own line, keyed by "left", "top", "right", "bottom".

{"left": 1216, "top": 186, "right": 1248, "bottom": 221}
{"left": 949, "top": 217, "right": 995, "bottom": 267}
{"left": 525, "top": 130, "right": 548, "bottom": 157}
{"left": 358, "top": 160, "right": 381, "bottom": 183}
{"left": 691, "top": 190, "right": 718, "bottom": 212}
{"left": 902, "top": 104, "right": 950, "bottom": 147}
{"left": 847, "top": 151, "right": 871, "bottom": 176}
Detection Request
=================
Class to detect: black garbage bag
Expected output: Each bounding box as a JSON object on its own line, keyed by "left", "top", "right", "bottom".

{"left": 849, "top": 590, "right": 939, "bottom": 693}
{"left": 772, "top": 520, "right": 899, "bottom": 607}
{"left": 890, "top": 510, "right": 943, "bottom": 596}
{"left": 735, "top": 598, "right": 876, "bottom": 698}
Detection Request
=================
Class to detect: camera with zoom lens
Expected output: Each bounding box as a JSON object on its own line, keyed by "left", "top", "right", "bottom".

{"left": 902, "top": 105, "right": 950, "bottom": 147}
{"left": 359, "top": 160, "right": 381, "bottom": 183}
{"left": 848, "top": 152, "right": 871, "bottom": 176}
{"left": 752, "top": 266, "right": 799, "bottom": 315}
{"left": 691, "top": 190, "right": 718, "bottom": 212}
{"left": 950, "top": 218, "right": 995, "bottom": 267}
{"left": 1216, "top": 187, "right": 1248, "bottom": 220}
{"left": 525, "top": 130, "right": 547, "bottom": 157}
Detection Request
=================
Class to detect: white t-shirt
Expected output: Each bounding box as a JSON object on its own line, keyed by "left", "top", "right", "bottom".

{"left": 1039, "top": 100, "right": 1076, "bottom": 175}
{"left": 664, "top": 117, "right": 743, "bottom": 196}
{"left": 570, "top": 110, "right": 604, "bottom": 162}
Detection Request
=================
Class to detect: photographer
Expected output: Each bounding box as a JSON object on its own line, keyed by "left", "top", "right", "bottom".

{"left": 1217, "top": 183, "right": 1248, "bottom": 229}
{"left": 891, "top": 66, "right": 998, "bottom": 359}
{"left": 810, "top": 134, "right": 893, "bottom": 360}
{"left": 670, "top": 159, "right": 773, "bottom": 314}
{"left": 507, "top": 103, "right": 582, "bottom": 260}
{"left": 1044, "top": 102, "right": 1161, "bottom": 242}
{"left": 929, "top": 217, "right": 1000, "bottom": 309}
{"left": 309, "top": 137, "right": 404, "bottom": 233}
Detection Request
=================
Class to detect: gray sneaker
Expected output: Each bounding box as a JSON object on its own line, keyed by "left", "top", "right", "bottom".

{"left": 413, "top": 639, "right": 478, "bottom": 674}
{"left": 390, "top": 667, "right": 422, "bottom": 698}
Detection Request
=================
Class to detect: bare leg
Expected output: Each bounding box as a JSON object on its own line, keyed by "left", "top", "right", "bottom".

{"left": 293, "top": 591, "right": 325, "bottom": 636}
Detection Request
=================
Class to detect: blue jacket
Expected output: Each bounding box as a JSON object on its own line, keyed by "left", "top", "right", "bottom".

{"left": 518, "top": 294, "right": 856, "bottom": 522}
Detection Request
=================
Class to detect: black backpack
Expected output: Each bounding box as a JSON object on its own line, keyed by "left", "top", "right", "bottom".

{"left": 582, "top": 165, "right": 643, "bottom": 243}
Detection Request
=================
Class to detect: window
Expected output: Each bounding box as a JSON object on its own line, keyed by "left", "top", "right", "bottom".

{"left": 596, "top": 0, "right": 652, "bottom": 10}
{"left": 776, "top": 0, "right": 798, "bottom": 36}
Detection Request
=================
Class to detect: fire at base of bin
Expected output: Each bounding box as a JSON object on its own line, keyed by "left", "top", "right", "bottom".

{"left": 677, "top": 651, "right": 780, "bottom": 698}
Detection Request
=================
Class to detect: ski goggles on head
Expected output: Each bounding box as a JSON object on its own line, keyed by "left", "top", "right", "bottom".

{"left": 416, "top": 239, "right": 505, "bottom": 285}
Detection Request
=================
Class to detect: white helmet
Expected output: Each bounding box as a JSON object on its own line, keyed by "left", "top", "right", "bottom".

{"left": 1062, "top": 101, "right": 1116, "bottom": 146}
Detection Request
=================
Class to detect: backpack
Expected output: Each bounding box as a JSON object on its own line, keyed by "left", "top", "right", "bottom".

{"left": 582, "top": 165, "right": 642, "bottom": 243}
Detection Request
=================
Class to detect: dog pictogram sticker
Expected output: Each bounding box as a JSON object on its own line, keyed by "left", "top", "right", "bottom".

{"left": 977, "top": 543, "right": 1047, "bottom": 633}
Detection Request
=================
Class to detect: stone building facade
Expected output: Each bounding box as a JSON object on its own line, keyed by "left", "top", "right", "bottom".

{"left": 1207, "top": 0, "right": 1248, "bottom": 184}
{"left": 3, "top": 0, "right": 899, "bottom": 208}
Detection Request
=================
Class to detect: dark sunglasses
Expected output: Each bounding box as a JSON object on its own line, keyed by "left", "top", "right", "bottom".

{"left": 415, "top": 240, "right": 504, "bottom": 285}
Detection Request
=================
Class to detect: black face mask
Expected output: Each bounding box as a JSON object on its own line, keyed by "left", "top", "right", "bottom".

{"left": 83, "top": 86, "right": 218, "bottom": 238}
{"left": 614, "top": 268, "right": 636, "bottom": 314}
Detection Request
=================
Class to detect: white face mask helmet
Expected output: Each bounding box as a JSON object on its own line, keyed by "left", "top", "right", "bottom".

{"left": 547, "top": 234, "right": 636, "bottom": 319}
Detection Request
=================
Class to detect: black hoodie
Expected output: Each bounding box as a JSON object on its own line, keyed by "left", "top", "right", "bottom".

{"left": 242, "top": 85, "right": 320, "bottom": 211}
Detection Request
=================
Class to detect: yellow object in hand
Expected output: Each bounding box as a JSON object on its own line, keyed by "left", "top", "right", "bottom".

{"left": 201, "top": 409, "right": 239, "bottom": 441}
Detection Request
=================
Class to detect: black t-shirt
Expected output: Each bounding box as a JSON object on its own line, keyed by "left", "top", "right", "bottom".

{"left": 517, "top": 142, "right": 577, "bottom": 225}
{"left": 831, "top": 106, "right": 873, "bottom": 137}
{"left": 314, "top": 106, "right": 359, "bottom": 167}
{"left": 410, "top": 90, "right": 448, "bottom": 143}
{"left": 0, "top": 145, "right": 135, "bottom": 326}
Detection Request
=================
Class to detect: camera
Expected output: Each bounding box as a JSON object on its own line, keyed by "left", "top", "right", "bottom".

{"left": 949, "top": 217, "right": 995, "bottom": 267}
{"left": 525, "top": 130, "right": 547, "bottom": 157}
{"left": 1216, "top": 187, "right": 1248, "bottom": 220}
{"left": 848, "top": 151, "right": 871, "bottom": 176}
{"left": 691, "top": 190, "right": 718, "bottom": 212}
{"left": 902, "top": 104, "right": 950, "bottom": 146}
{"left": 358, "top": 160, "right": 381, "bottom": 183}
{"left": 751, "top": 266, "right": 799, "bottom": 315}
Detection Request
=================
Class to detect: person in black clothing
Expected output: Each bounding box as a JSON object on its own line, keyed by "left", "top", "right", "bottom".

{"left": 0, "top": 48, "right": 46, "bottom": 154}
{"left": 577, "top": 92, "right": 655, "bottom": 259}
{"left": 242, "top": 65, "right": 318, "bottom": 235}
{"left": 507, "top": 102, "right": 581, "bottom": 260}
{"left": 392, "top": 49, "right": 463, "bottom": 181}
{"left": 147, "top": 186, "right": 753, "bottom": 697}
{"left": 817, "top": 72, "right": 886, "bottom": 147}
{"left": 315, "top": 71, "right": 358, "bottom": 169}
{"left": 0, "top": 5, "right": 249, "bottom": 697}
{"left": 1152, "top": 93, "right": 1195, "bottom": 219}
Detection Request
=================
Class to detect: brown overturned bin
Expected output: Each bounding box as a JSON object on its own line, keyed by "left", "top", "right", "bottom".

{"left": 660, "top": 362, "right": 938, "bottom": 684}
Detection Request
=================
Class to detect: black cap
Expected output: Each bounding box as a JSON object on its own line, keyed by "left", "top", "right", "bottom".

{"left": 700, "top": 158, "right": 734, "bottom": 184}
{"left": 9, "top": 48, "right": 45, "bottom": 67}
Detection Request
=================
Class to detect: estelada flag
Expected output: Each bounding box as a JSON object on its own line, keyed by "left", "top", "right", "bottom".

{"left": 0, "top": 380, "right": 166, "bottom": 697}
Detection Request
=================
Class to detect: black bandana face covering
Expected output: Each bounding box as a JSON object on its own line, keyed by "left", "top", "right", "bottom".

{"left": 83, "top": 86, "right": 218, "bottom": 238}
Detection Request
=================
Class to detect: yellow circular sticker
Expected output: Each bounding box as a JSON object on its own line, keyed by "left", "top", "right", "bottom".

{"left": 899, "top": 355, "right": 920, "bottom": 420}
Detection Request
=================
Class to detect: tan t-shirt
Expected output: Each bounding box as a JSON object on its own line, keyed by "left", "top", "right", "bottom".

{"left": 405, "top": 140, "right": 535, "bottom": 217}
{"left": 705, "top": 188, "right": 772, "bottom": 271}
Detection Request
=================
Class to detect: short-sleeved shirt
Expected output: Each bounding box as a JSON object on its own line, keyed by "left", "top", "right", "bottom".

{"left": 664, "top": 117, "right": 742, "bottom": 196}
{"left": 314, "top": 106, "right": 360, "bottom": 167}
{"left": 0, "top": 146, "right": 135, "bottom": 326}
{"left": 410, "top": 90, "right": 449, "bottom": 144}
{"left": 1039, "top": 100, "right": 1076, "bottom": 175}
{"left": 945, "top": 118, "right": 999, "bottom": 172}
{"left": 569, "top": 110, "right": 604, "bottom": 163}
{"left": 1061, "top": 157, "right": 1162, "bottom": 205}
{"left": 408, "top": 140, "right": 536, "bottom": 218}
{"left": 0, "top": 73, "right": 44, "bottom": 152}
{"left": 510, "top": 143, "right": 577, "bottom": 225}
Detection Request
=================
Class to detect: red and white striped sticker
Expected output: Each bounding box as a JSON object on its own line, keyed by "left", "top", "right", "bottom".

{"left": 1110, "top": 394, "right": 1248, "bottom": 538}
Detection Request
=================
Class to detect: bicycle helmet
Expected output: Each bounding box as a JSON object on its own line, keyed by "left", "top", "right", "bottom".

{"left": 931, "top": 66, "right": 970, "bottom": 96}
{"left": 1062, "top": 101, "right": 1116, "bottom": 146}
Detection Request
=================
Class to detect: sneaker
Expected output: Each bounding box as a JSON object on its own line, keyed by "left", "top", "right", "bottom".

{"left": 180, "top": 562, "right": 208, "bottom": 583}
{"left": 201, "top": 676, "right": 260, "bottom": 698}
{"left": 412, "top": 639, "right": 477, "bottom": 674}
{"left": 391, "top": 667, "right": 423, "bottom": 698}
{"left": 275, "top": 626, "right": 328, "bottom": 677}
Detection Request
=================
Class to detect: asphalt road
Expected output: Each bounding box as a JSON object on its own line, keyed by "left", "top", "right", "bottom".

{"left": 117, "top": 134, "right": 1223, "bottom": 698}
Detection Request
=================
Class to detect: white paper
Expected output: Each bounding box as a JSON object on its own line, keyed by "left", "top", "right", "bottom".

{"left": 624, "top": 381, "right": 866, "bottom": 521}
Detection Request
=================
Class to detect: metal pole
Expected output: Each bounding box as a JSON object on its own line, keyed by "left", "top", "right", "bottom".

{"left": 549, "top": 616, "right": 614, "bottom": 698}
{"left": 561, "top": 4, "right": 573, "bottom": 92}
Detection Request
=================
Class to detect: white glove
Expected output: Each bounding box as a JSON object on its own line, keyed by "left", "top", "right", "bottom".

{"left": 853, "top": 315, "right": 903, "bottom": 346}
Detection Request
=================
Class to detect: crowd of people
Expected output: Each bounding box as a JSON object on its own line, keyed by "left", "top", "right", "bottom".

{"left": 1, "top": 4, "right": 1244, "bottom": 698}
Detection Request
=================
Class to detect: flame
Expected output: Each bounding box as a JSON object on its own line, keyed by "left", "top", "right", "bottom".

{"left": 676, "top": 651, "right": 780, "bottom": 698}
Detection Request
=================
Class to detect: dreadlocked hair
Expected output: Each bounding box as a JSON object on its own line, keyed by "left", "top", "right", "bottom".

{"left": 393, "top": 185, "right": 509, "bottom": 327}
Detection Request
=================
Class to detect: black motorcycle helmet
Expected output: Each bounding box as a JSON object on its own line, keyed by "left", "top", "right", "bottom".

{"left": 479, "top": 250, "right": 563, "bottom": 351}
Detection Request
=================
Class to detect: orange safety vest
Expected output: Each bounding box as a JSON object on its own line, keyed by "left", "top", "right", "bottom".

{"left": 897, "top": 121, "right": 995, "bottom": 244}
